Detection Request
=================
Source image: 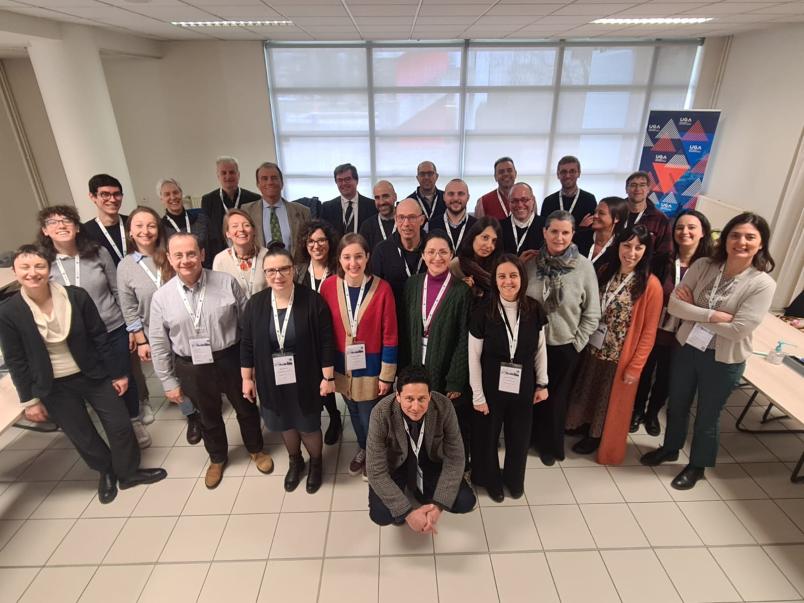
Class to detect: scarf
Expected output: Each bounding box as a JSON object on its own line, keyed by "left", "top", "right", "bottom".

{"left": 533, "top": 243, "right": 579, "bottom": 313}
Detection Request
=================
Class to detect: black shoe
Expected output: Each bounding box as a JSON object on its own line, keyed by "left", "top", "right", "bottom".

{"left": 324, "top": 413, "right": 342, "bottom": 446}
{"left": 98, "top": 472, "right": 117, "bottom": 504}
{"left": 671, "top": 464, "right": 705, "bottom": 490}
{"left": 186, "top": 412, "right": 202, "bottom": 445}
{"left": 539, "top": 451, "right": 556, "bottom": 467}
{"left": 640, "top": 447, "right": 679, "bottom": 466}
{"left": 306, "top": 457, "right": 323, "bottom": 494}
{"left": 119, "top": 467, "right": 167, "bottom": 490}
{"left": 487, "top": 486, "right": 505, "bottom": 503}
{"left": 572, "top": 436, "right": 601, "bottom": 455}
{"left": 644, "top": 413, "right": 661, "bottom": 437}
{"left": 285, "top": 454, "right": 306, "bottom": 492}
{"left": 508, "top": 488, "right": 524, "bottom": 500}
{"left": 629, "top": 412, "right": 643, "bottom": 433}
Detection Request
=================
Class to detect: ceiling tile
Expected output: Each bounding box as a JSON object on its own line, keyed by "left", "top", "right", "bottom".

{"left": 486, "top": 3, "right": 567, "bottom": 15}
{"left": 274, "top": 5, "right": 347, "bottom": 17}
{"left": 418, "top": 5, "right": 488, "bottom": 16}
{"left": 291, "top": 16, "right": 355, "bottom": 26}
{"left": 553, "top": 3, "right": 636, "bottom": 15}
{"left": 355, "top": 16, "right": 414, "bottom": 24}
{"left": 681, "top": 2, "right": 782, "bottom": 14}
{"left": 530, "top": 14, "right": 593, "bottom": 23}
{"left": 189, "top": 5, "right": 285, "bottom": 18}
{"left": 348, "top": 4, "right": 416, "bottom": 16}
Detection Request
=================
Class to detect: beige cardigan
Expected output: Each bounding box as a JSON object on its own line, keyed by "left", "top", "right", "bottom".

{"left": 212, "top": 246, "right": 268, "bottom": 298}
{"left": 668, "top": 258, "right": 776, "bottom": 363}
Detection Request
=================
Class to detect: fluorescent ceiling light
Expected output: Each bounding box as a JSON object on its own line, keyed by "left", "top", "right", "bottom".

{"left": 592, "top": 17, "right": 713, "bottom": 25}
{"left": 172, "top": 20, "right": 293, "bottom": 27}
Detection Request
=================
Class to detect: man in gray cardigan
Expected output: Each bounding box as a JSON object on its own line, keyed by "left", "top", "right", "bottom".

{"left": 367, "top": 365, "right": 476, "bottom": 532}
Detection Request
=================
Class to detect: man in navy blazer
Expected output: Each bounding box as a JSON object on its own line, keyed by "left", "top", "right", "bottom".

{"left": 320, "top": 163, "right": 376, "bottom": 240}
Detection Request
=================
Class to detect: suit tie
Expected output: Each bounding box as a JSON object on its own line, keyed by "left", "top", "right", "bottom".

{"left": 269, "top": 206, "right": 282, "bottom": 245}
{"left": 344, "top": 201, "right": 354, "bottom": 233}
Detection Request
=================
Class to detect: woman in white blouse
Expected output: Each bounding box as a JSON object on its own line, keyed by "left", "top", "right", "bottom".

{"left": 212, "top": 208, "right": 268, "bottom": 298}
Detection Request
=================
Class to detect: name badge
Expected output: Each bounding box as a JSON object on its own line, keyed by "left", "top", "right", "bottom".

{"left": 346, "top": 342, "right": 367, "bottom": 372}
{"left": 686, "top": 323, "right": 715, "bottom": 351}
{"left": 589, "top": 324, "right": 608, "bottom": 349}
{"left": 499, "top": 362, "right": 523, "bottom": 394}
{"left": 272, "top": 353, "right": 296, "bottom": 385}
{"left": 189, "top": 337, "right": 214, "bottom": 365}
{"left": 421, "top": 336, "right": 428, "bottom": 363}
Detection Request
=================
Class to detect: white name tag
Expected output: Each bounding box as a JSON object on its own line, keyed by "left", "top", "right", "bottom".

{"left": 421, "top": 336, "right": 428, "bottom": 363}
{"left": 272, "top": 353, "right": 296, "bottom": 385}
{"left": 499, "top": 362, "right": 523, "bottom": 394}
{"left": 686, "top": 323, "right": 715, "bottom": 351}
{"left": 189, "top": 337, "right": 214, "bottom": 365}
{"left": 589, "top": 324, "right": 608, "bottom": 349}
{"left": 346, "top": 342, "right": 367, "bottom": 372}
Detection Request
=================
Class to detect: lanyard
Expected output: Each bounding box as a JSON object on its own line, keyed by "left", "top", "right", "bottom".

{"left": 56, "top": 256, "right": 79, "bottom": 287}
{"left": 230, "top": 248, "right": 257, "bottom": 297}
{"left": 166, "top": 212, "right": 191, "bottom": 234}
{"left": 343, "top": 276, "right": 368, "bottom": 337}
{"left": 403, "top": 420, "right": 425, "bottom": 462}
{"left": 707, "top": 264, "right": 726, "bottom": 310}
{"left": 498, "top": 303, "right": 521, "bottom": 362}
{"left": 588, "top": 235, "right": 614, "bottom": 264}
{"left": 308, "top": 263, "right": 328, "bottom": 293}
{"left": 220, "top": 187, "right": 241, "bottom": 213}
{"left": 445, "top": 214, "right": 468, "bottom": 251}
{"left": 176, "top": 276, "right": 206, "bottom": 332}
{"left": 397, "top": 247, "right": 423, "bottom": 278}
{"left": 421, "top": 273, "right": 451, "bottom": 336}
{"left": 378, "top": 214, "right": 396, "bottom": 241}
{"left": 95, "top": 218, "right": 126, "bottom": 260}
{"left": 271, "top": 287, "right": 294, "bottom": 352}
{"left": 137, "top": 256, "right": 161, "bottom": 287}
{"left": 601, "top": 272, "right": 634, "bottom": 313}
{"left": 674, "top": 258, "right": 681, "bottom": 286}
{"left": 561, "top": 189, "right": 581, "bottom": 214}
{"left": 511, "top": 214, "right": 535, "bottom": 254}
{"left": 497, "top": 190, "right": 510, "bottom": 217}
{"left": 632, "top": 209, "right": 646, "bottom": 225}
{"left": 415, "top": 190, "right": 437, "bottom": 221}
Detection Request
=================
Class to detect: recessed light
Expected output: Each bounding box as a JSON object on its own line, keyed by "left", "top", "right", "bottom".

{"left": 171, "top": 20, "right": 293, "bottom": 27}
{"left": 592, "top": 17, "right": 713, "bottom": 25}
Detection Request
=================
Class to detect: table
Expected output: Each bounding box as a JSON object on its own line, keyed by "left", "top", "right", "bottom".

{"left": 0, "top": 375, "right": 22, "bottom": 435}
{"left": 736, "top": 313, "right": 804, "bottom": 482}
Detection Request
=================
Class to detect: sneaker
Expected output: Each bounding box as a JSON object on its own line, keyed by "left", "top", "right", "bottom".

{"left": 131, "top": 419, "right": 152, "bottom": 449}
{"left": 348, "top": 448, "right": 366, "bottom": 477}
{"left": 139, "top": 402, "right": 155, "bottom": 425}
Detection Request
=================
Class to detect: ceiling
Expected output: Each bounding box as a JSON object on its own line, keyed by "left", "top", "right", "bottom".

{"left": 1, "top": 0, "right": 803, "bottom": 42}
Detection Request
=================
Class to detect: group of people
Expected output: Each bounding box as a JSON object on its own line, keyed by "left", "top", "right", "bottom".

{"left": 0, "top": 152, "right": 777, "bottom": 535}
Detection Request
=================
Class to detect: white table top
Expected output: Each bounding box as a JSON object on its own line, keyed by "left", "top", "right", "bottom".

{"left": 0, "top": 375, "right": 22, "bottom": 435}
{"left": 0, "top": 268, "right": 15, "bottom": 290}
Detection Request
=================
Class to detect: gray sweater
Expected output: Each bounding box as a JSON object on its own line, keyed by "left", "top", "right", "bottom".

{"left": 117, "top": 253, "right": 163, "bottom": 333}
{"left": 525, "top": 255, "right": 601, "bottom": 349}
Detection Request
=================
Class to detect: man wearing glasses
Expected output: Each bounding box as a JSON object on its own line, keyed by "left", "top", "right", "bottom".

{"left": 149, "top": 233, "right": 274, "bottom": 489}
{"left": 82, "top": 174, "right": 129, "bottom": 267}
{"left": 321, "top": 163, "right": 376, "bottom": 239}
{"left": 501, "top": 182, "right": 544, "bottom": 258}
{"left": 406, "top": 161, "right": 446, "bottom": 226}
{"left": 624, "top": 171, "right": 672, "bottom": 271}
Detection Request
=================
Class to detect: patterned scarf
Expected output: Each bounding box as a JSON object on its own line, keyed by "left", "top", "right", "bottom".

{"left": 533, "top": 243, "right": 579, "bottom": 313}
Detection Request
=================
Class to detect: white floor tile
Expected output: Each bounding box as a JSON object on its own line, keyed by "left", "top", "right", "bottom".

{"left": 0, "top": 481, "right": 57, "bottom": 519}
{"left": 319, "top": 557, "right": 378, "bottom": 603}
{"left": 530, "top": 504, "right": 596, "bottom": 550}
{"left": 0, "top": 518, "right": 24, "bottom": 551}
{"left": 435, "top": 554, "right": 499, "bottom": 603}
{"left": 580, "top": 503, "right": 649, "bottom": 548}
{"left": 764, "top": 545, "right": 804, "bottom": 596}
{"left": 258, "top": 559, "right": 321, "bottom": 603}
{"left": 280, "top": 475, "right": 334, "bottom": 513}
{"left": 726, "top": 499, "right": 804, "bottom": 544}
{"left": 18, "top": 565, "right": 96, "bottom": 603}
{"left": 0, "top": 567, "right": 39, "bottom": 602}
{"left": 198, "top": 560, "right": 265, "bottom": 603}
{"left": 491, "top": 552, "right": 559, "bottom": 603}
{"left": 705, "top": 462, "right": 769, "bottom": 499}
{"left": 379, "top": 524, "right": 434, "bottom": 556}
{"left": 215, "top": 513, "right": 277, "bottom": 561}
{"left": 17, "top": 449, "right": 80, "bottom": 481}
{"left": 269, "top": 511, "right": 329, "bottom": 559}
{"left": 744, "top": 462, "right": 804, "bottom": 499}
{"left": 325, "top": 510, "right": 379, "bottom": 557}
{"left": 331, "top": 473, "right": 370, "bottom": 512}
{"left": 48, "top": 517, "right": 125, "bottom": 565}
{"left": 182, "top": 475, "right": 242, "bottom": 515}
{"left": 656, "top": 547, "right": 741, "bottom": 602}
{"left": 720, "top": 432, "right": 777, "bottom": 462}
{"left": 777, "top": 499, "right": 804, "bottom": 532}
{"left": 601, "top": 549, "right": 681, "bottom": 603}
{"left": 652, "top": 464, "right": 722, "bottom": 501}
{"left": 159, "top": 514, "right": 228, "bottom": 562}
{"left": 564, "top": 467, "right": 624, "bottom": 503}
{"left": 78, "top": 564, "right": 152, "bottom": 603}
{"left": 379, "top": 556, "right": 438, "bottom": 603}
{"left": 547, "top": 550, "right": 620, "bottom": 603}
{"left": 139, "top": 562, "right": 209, "bottom": 603}
{"left": 103, "top": 516, "right": 177, "bottom": 564}
{"left": 232, "top": 476, "right": 285, "bottom": 514}
{"left": 159, "top": 446, "right": 209, "bottom": 478}
{"left": 608, "top": 466, "right": 673, "bottom": 502}
{"left": 81, "top": 483, "right": 146, "bottom": 519}
{"left": 0, "top": 518, "right": 74, "bottom": 566}
{"left": 132, "top": 477, "right": 196, "bottom": 516}
{"left": 710, "top": 546, "right": 800, "bottom": 601}
{"left": 678, "top": 500, "right": 757, "bottom": 545}
{"left": 629, "top": 502, "right": 702, "bottom": 547}
{"left": 0, "top": 449, "right": 43, "bottom": 482}
{"left": 432, "top": 509, "right": 487, "bottom": 554}
{"left": 480, "top": 506, "right": 541, "bottom": 552}
{"left": 523, "top": 467, "right": 575, "bottom": 505}
{"left": 30, "top": 480, "right": 95, "bottom": 519}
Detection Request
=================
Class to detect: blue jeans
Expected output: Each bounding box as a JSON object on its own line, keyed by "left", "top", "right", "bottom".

{"left": 107, "top": 325, "right": 139, "bottom": 419}
{"left": 346, "top": 397, "right": 377, "bottom": 450}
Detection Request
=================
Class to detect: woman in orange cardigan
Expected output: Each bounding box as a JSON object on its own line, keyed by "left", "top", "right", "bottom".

{"left": 565, "top": 224, "right": 663, "bottom": 465}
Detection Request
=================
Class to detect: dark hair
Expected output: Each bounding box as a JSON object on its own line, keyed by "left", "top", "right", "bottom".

{"left": 295, "top": 219, "right": 339, "bottom": 272}
{"left": 335, "top": 233, "right": 373, "bottom": 278}
{"left": 255, "top": 162, "right": 284, "bottom": 184}
{"left": 263, "top": 240, "right": 294, "bottom": 267}
{"left": 487, "top": 253, "right": 538, "bottom": 321}
{"left": 88, "top": 174, "right": 123, "bottom": 195}
{"left": 626, "top": 171, "right": 651, "bottom": 186}
{"left": 422, "top": 229, "right": 454, "bottom": 254}
{"left": 712, "top": 212, "right": 775, "bottom": 272}
{"left": 598, "top": 196, "right": 630, "bottom": 238}
{"left": 334, "top": 163, "right": 359, "bottom": 182}
{"left": 672, "top": 209, "right": 713, "bottom": 265}
{"left": 493, "top": 156, "right": 515, "bottom": 171}
{"left": 13, "top": 244, "right": 51, "bottom": 267}
{"left": 597, "top": 224, "right": 654, "bottom": 301}
{"left": 126, "top": 206, "right": 174, "bottom": 282}
{"left": 395, "top": 365, "right": 431, "bottom": 393}
{"left": 557, "top": 155, "right": 581, "bottom": 171}
{"left": 458, "top": 217, "right": 502, "bottom": 266}
{"left": 166, "top": 231, "right": 201, "bottom": 252}
{"left": 37, "top": 205, "right": 100, "bottom": 260}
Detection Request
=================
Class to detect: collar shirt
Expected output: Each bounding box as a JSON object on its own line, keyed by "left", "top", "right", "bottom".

{"left": 261, "top": 198, "right": 292, "bottom": 249}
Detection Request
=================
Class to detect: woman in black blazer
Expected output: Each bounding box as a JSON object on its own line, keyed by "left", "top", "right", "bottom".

{"left": 0, "top": 245, "right": 166, "bottom": 504}
{"left": 241, "top": 244, "right": 336, "bottom": 494}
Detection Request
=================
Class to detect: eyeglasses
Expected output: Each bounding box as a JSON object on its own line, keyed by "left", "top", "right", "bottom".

{"left": 417, "top": 171, "right": 435, "bottom": 178}
{"left": 95, "top": 191, "right": 124, "bottom": 200}
{"left": 307, "top": 237, "right": 328, "bottom": 247}
{"left": 44, "top": 218, "right": 75, "bottom": 227}
{"left": 424, "top": 249, "right": 451, "bottom": 259}
{"left": 397, "top": 214, "right": 422, "bottom": 223}
{"left": 264, "top": 266, "right": 293, "bottom": 277}
{"left": 335, "top": 176, "right": 354, "bottom": 184}
{"left": 628, "top": 182, "right": 649, "bottom": 189}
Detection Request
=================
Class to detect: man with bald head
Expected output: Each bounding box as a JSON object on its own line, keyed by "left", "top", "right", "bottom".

{"left": 501, "top": 182, "right": 544, "bottom": 257}
{"left": 428, "top": 178, "right": 476, "bottom": 252}
{"left": 360, "top": 180, "right": 398, "bottom": 251}
{"left": 371, "top": 198, "right": 426, "bottom": 308}
{"left": 407, "top": 161, "right": 445, "bottom": 225}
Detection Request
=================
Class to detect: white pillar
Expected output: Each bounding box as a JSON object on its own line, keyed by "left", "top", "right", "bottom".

{"left": 28, "top": 24, "right": 135, "bottom": 219}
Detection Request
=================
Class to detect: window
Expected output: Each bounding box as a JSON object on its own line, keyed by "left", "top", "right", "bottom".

{"left": 266, "top": 41, "right": 701, "bottom": 205}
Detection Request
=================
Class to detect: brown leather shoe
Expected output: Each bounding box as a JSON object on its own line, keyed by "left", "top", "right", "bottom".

{"left": 205, "top": 461, "right": 226, "bottom": 489}
{"left": 250, "top": 451, "right": 274, "bottom": 475}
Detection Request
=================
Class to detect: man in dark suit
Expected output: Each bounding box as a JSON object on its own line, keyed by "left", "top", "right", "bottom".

{"left": 359, "top": 180, "right": 398, "bottom": 251}
{"left": 320, "top": 163, "right": 376, "bottom": 239}
{"left": 200, "top": 156, "right": 261, "bottom": 258}
{"left": 406, "top": 160, "right": 446, "bottom": 227}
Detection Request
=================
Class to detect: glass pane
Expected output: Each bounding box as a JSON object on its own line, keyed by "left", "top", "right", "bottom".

{"left": 653, "top": 44, "right": 698, "bottom": 86}
{"left": 551, "top": 134, "right": 640, "bottom": 174}
{"left": 556, "top": 90, "right": 647, "bottom": 131}
{"left": 562, "top": 47, "right": 653, "bottom": 86}
{"left": 280, "top": 136, "right": 370, "bottom": 177}
{"left": 463, "top": 135, "right": 549, "bottom": 176}
{"left": 373, "top": 47, "right": 462, "bottom": 87}
{"left": 373, "top": 176, "right": 418, "bottom": 199}
{"left": 270, "top": 48, "right": 367, "bottom": 88}
{"left": 275, "top": 93, "right": 368, "bottom": 132}
{"left": 374, "top": 93, "right": 460, "bottom": 133}
{"left": 467, "top": 47, "right": 556, "bottom": 85}
{"left": 570, "top": 173, "right": 632, "bottom": 202}
{"left": 648, "top": 89, "right": 689, "bottom": 111}
{"left": 283, "top": 177, "right": 340, "bottom": 203}
{"left": 462, "top": 176, "right": 547, "bottom": 212}
{"left": 465, "top": 91, "right": 553, "bottom": 133}
{"left": 375, "top": 137, "right": 460, "bottom": 175}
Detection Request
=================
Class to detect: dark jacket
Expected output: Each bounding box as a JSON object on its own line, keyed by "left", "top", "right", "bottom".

{"left": 201, "top": 187, "right": 262, "bottom": 258}
{"left": 500, "top": 215, "right": 545, "bottom": 257}
{"left": 0, "top": 286, "right": 126, "bottom": 403}
{"left": 320, "top": 194, "right": 377, "bottom": 239}
{"left": 370, "top": 232, "right": 426, "bottom": 310}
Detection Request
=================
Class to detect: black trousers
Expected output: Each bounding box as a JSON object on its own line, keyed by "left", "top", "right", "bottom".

{"left": 633, "top": 342, "right": 675, "bottom": 418}
{"left": 453, "top": 394, "right": 472, "bottom": 465}
{"left": 532, "top": 343, "right": 580, "bottom": 460}
{"left": 368, "top": 462, "right": 477, "bottom": 526}
{"left": 174, "top": 345, "right": 263, "bottom": 463}
{"left": 472, "top": 395, "right": 532, "bottom": 494}
{"left": 42, "top": 373, "right": 140, "bottom": 479}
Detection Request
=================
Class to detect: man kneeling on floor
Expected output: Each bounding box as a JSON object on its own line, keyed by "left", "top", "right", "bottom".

{"left": 367, "top": 365, "right": 476, "bottom": 532}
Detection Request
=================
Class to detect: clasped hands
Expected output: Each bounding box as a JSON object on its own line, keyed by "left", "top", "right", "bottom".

{"left": 405, "top": 503, "right": 442, "bottom": 534}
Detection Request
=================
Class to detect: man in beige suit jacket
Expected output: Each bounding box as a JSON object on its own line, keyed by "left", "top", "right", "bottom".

{"left": 243, "top": 162, "right": 310, "bottom": 250}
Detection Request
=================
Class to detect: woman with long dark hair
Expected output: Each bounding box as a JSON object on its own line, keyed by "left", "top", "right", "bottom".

{"left": 450, "top": 216, "right": 503, "bottom": 302}
{"left": 641, "top": 212, "right": 776, "bottom": 489}
{"left": 578, "top": 196, "right": 629, "bottom": 264}
{"left": 565, "top": 224, "right": 663, "bottom": 464}
{"left": 469, "top": 254, "right": 548, "bottom": 502}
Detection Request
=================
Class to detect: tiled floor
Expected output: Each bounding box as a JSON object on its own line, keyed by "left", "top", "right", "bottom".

{"left": 1, "top": 378, "right": 804, "bottom": 602}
